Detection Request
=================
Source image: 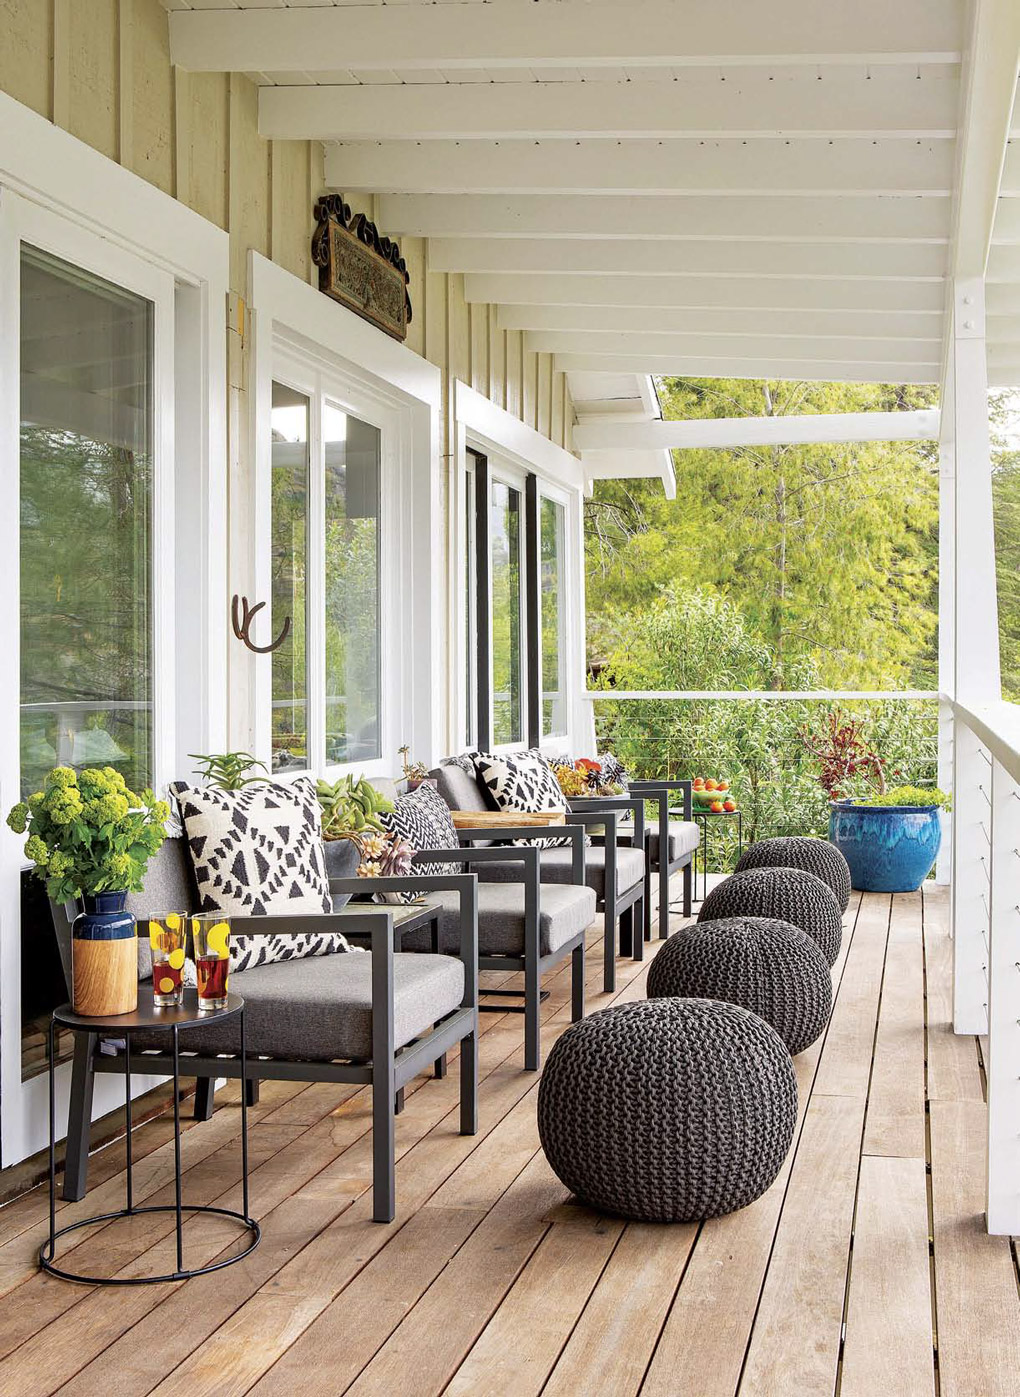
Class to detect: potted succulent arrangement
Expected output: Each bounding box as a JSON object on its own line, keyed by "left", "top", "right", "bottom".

{"left": 315, "top": 775, "right": 411, "bottom": 905}
{"left": 6, "top": 767, "right": 170, "bottom": 1016}
{"left": 398, "top": 745, "right": 431, "bottom": 792}
{"left": 553, "top": 757, "right": 626, "bottom": 799}
{"left": 802, "top": 710, "right": 951, "bottom": 893}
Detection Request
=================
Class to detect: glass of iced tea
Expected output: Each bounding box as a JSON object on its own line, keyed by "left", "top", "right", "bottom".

{"left": 192, "top": 914, "right": 231, "bottom": 1012}
{"left": 149, "top": 914, "right": 187, "bottom": 1007}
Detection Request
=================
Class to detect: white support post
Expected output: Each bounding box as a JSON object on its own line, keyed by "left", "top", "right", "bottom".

{"left": 946, "top": 281, "right": 1002, "bottom": 1029}
{"left": 985, "top": 759, "right": 1020, "bottom": 1234}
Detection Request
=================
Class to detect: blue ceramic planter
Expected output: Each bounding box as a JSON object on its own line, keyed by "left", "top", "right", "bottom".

{"left": 71, "top": 890, "right": 138, "bottom": 1016}
{"left": 828, "top": 803, "right": 942, "bottom": 893}
{"left": 73, "top": 890, "right": 135, "bottom": 943}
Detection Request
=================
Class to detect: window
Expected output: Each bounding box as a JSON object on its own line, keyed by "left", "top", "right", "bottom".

{"left": 490, "top": 480, "right": 524, "bottom": 746}
{"left": 19, "top": 247, "right": 154, "bottom": 798}
{"left": 268, "top": 378, "right": 384, "bottom": 772}
{"left": 463, "top": 460, "right": 478, "bottom": 748}
{"left": 540, "top": 497, "right": 567, "bottom": 737}
{"left": 324, "top": 404, "right": 381, "bottom": 763}
{"left": 270, "top": 383, "right": 310, "bottom": 772}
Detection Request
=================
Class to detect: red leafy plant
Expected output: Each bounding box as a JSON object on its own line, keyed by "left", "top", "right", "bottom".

{"left": 800, "top": 709, "right": 888, "bottom": 802}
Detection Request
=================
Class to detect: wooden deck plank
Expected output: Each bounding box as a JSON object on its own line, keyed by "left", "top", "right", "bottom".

{"left": 540, "top": 1220, "right": 698, "bottom": 1397}
{"left": 812, "top": 892, "right": 890, "bottom": 1099}
{"left": 863, "top": 891, "right": 927, "bottom": 1159}
{"left": 929, "top": 1099, "right": 1020, "bottom": 1397}
{"left": 738, "top": 1093, "right": 866, "bottom": 1397}
{"left": 641, "top": 895, "right": 863, "bottom": 1397}
{"left": 840, "top": 1155, "right": 935, "bottom": 1397}
{"left": 922, "top": 885, "right": 984, "bottom": 1104}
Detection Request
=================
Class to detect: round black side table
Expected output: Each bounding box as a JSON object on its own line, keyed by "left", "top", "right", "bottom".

{"left": 691, "top": 808, "right": 744, "bottom": 903}
{"left": 41, "top": 989, "right": 261, "bottom": 1285}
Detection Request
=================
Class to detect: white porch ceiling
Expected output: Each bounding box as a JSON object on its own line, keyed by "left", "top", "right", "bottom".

{"left": 166, "top": 0, "right": 1020, "bottom": 391}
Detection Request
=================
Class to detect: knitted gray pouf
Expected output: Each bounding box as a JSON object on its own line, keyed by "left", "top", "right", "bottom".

{"left": 647, "top": 917, "right": 832, "bottom": 1055}
{"left": 735, "top": 836, "right": 851, "bottom": 913}
{"left": 538, "top": 999, "right": 797, "bottom": 1223}
{"left": 699, "top": 866, "right": 843, "bottom": 967}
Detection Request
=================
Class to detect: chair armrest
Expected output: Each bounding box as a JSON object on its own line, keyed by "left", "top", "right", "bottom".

{"left": 456, "top": 823, "right": 586, "bottom": 885}
{"left": 628, "top": 778, "right": 693, "bottom": 821}
{"left": 568, "top": 795, "right": 645, "bottom": 848}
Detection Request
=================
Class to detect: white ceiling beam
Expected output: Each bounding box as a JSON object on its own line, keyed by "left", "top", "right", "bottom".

{"left": 949, "top": 0, "right": 1020, "bottom": 278}
{"left": 529, "top": 330, "right": 937, "bottom": 364}
{"left": 380, "top": 193, "right": 949, "bottom": 244}
{"left": 430, "top": 238, "right": 947, "bottom": 280}
{"left": 553, "top": 353, "right": 941, "bottom": 383}
{"left": 465, "top": 273, "right": 947, "bottom": 313}
{"left": 573, "top": 409, "right": 940, "bottom": 452}
{"left": 325, "top": 138, "right": 956, "bottom": 197}
{"left": 498, "top": 304, "right": 942, "bottom": 340}
{"left": 259, "top": 73, "right": 959, "bottom": 142}
{"left": 171, "top": 0, "right": 963, "bottom": 74}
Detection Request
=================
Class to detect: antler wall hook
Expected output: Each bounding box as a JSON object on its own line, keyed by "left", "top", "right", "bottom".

{"left": 231, "top": 594, "right": 291, "bottom": 655}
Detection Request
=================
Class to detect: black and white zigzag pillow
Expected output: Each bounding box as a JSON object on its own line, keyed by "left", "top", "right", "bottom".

{"left": 472, "top": 750, "right": 572, "bottom": 847}
{"left": 171, "top": 776, "right": 332, "bottom": 919}
{"left": 380, "top": 782, "right": 462, "bottom": 904}
{"left": 597, "top": 751, "right": 629, "bottom": 788}
{"left": 230, "top": 927, "right": 355, "bottom": 974}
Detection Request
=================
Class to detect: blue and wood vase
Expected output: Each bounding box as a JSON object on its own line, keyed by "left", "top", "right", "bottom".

{"left": 72, "top": 891, "right": 138, "bottom": 1016}
{"left": 828, "top": 802, "right": 942, "bottom": 894}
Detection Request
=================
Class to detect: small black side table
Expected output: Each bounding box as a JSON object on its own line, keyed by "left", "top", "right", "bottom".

{"left": 691, "top": 809, "right": 745, "bottom": 903}
{"left": 41, "top": 989, "right": 261, "bottom": 1285}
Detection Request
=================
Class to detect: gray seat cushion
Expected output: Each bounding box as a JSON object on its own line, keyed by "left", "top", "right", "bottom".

{"left": 131, "top": 952, "right": 464, "bottom": 1062}
{"left": 631, "top": 820, "right": 700, "bottom": 866}
{"left": 415, "top": 883, "right": 596, "bottom": 957}
{"left": 473, "top": 845, "right": 646, "bottom": 901}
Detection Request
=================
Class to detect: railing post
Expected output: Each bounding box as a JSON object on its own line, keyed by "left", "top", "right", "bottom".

{"left": 952, "top": 720, "right": 991, "bottom": 1034}
{"left": 986, "top": 759, "right": 1020, "bottom": 1234}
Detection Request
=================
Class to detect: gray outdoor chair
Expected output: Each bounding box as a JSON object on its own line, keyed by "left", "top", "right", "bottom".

{"left": 334, "top": 822, "right": 595, "bottom": 1072}
{"left": 49, "top": 837, "right": 479, "bottom": 1224}
{"left": 429, "top": 761, "right": 641, "bottom": 995}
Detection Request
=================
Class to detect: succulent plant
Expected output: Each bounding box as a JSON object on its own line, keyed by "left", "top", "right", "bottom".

{"left": 316, "top": 774, "right": 394, "bottom": 842}
{"left": 189, "top": 751, "right": 269, "bottom": 791}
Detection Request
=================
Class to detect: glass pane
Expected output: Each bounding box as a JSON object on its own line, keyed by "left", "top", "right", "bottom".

{"left": 270, "top": 383, "right": 309, "bottom": 772}
{"left": 491, "top": 480, "right": 523, "bottom": 745}
{"left": 324, "top": 403, "right": 381, "bottom": 763}
{"left": 541, "top": 497, "right": 567, "bottom": 736}
{"left": 19, "top": 246, "right": 153, "bottom": 799}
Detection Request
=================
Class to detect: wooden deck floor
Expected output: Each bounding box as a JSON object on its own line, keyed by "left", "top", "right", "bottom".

{"left": 1, "top": 884, "right": 1019, "bottom": 1396}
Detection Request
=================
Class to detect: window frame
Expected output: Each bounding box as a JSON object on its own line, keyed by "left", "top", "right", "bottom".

{"left": 537, "top": 483, "right": 572, "bottom": 744}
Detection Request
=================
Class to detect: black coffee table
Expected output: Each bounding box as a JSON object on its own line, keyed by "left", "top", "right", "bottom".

{"left": 41, "top": 989, "right": 260, "bottom": 1285}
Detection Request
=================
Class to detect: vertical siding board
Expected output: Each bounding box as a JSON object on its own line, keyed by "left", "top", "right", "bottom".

{"left": 187, "top": 72, "right": 229, "bottom": 232}
{"left": 0, "top": 0, "right": 52, "bottom": 118}
{"left": 537, "top": 354, "right": 553, "bottom": 439}
{"left": 128, "top": 0, "right": 173, "bottom": 195}
{"left": 227, "top": 73, "right": 269, "bottom": 294}
{"left": 505, "top": 330, "right": 523, "bottom": 419}
{"left": 68, "top": 0, "right": 118, "bottom": 161}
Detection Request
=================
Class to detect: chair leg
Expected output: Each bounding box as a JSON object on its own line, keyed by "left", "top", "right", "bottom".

{"left": 193, "top": 1077, "right": 216, "bottom": 1121}
{"left": 524, "top": 957, "right": 542, "bottom": 1071}
{"left": 659, "top": 861, "right": 671, "bottom": 939}
{"left": 643, "top": 864, "right": 653, "bottom": 942}
{"left": 682, "top": 860, "right": 693, "bottom": 918}
{"left": 245, "top": 1077, "right": 260, "bottom": 1107}
{"left": 460, "top": 1033, "right": 478, "bottom": 1135}
{"left": 632, "top": 900, "right": 644, "bottom": 961}
{"left": 395, "top": 1087, "right": 405, "bottom": 1114}
{"left": 63, "top": 1032, "right": 97, "bottom": 1202}
{"left": 603, "top": 895, "right": 616, "bottom": 994}
{"left": 373, "top": 1077, "right": 396, "bottom": 1224}
{"left": 434, "top": 1053, "right": 448, "bottom": 1080}
{"left": 571, "top": 943, "right": 585, "bottom": 1022}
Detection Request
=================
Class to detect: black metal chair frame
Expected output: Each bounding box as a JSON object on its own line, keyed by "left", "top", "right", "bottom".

{"left": 385, "top": 825, "right": 589, "bottom": 1072}
{"left": 57, "top": 880, "right": 479, "bottom": 1225}
{"left": 628, "top": 779, "right": 696, "bottom": 936}
{"left": 567, "top": 800, "right": 646, "bottom": 993}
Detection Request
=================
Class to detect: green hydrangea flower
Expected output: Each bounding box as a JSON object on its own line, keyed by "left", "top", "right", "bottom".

{"left": 6, "top": 803, "right": 29, "bottom": 835}
{"left": 24, "top": 834, "right": 49, "bottom": 865}
{"left": 48, "top": 850, "right": 73, "bottom": 877}
{"left": 27, "top": 792, "right": 44, "bottom": 812}
{"left": 47, "top": 767, "right": 77, "bottom": 790}
{"left": 108, "top": 852, "right": 134, "bottom": 883}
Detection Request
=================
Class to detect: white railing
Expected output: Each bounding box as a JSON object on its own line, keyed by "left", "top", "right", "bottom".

{"left": 950, "top": 698, "right": 1020, "bottom": 1236}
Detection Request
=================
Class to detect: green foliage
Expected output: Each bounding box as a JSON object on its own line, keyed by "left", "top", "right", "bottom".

{"left": 7, "top": 766, "right": 169, "bottom": 903}
{"left": 316, "top": 774, "right": 393, "bottom": 841}
{"left": 851, "top": 786, "right": 952, "bottom": 811}
{"left": 587, "top": 378, "right": 940, "bottom": 690}
{"left": 990, "top": 388, "right": 1020, "bottom": 701}
{"left": 189, "top": 752, "right": 269, "bottom": 791}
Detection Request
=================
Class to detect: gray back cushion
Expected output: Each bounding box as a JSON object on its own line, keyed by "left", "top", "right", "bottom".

{"left": 430, "top": 762, "right": 490, "bottom": 813}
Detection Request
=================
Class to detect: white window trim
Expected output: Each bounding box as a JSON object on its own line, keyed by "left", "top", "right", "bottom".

{"left": 487, "top": 459, "right": 530, "bottom": 754}
{"left": 247, "top": 253, "right": 442, "bottom": 780}
{"left": 536, "top": 483, "right": 573, "bottom": 747}
{"left": 0, "top": 92, "right": 229, "bottom": 1168}
{"left": 452, "top": 379, "right": 588, "bottom": 758}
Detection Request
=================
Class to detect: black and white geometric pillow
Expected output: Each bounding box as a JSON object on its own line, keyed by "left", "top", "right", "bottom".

{"left": 472, "top": 750, "right": 571, "bottom": 846}
{"left": 379, "top": 782, "right": 462, "bottom": 904}
{"left": 597, "top": 751, "right": 629, "bottom": 788}
{"left": 171, "top": 776, "right": 332, "bottom": 918}
{"left": 230, "top": 927, "right": 355, "bottom": 974}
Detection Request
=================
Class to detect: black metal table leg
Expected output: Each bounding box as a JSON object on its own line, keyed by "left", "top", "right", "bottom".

{"left": 124, "top": 1029, "right": 133, "bottom": 1215}
{"left": 240, "top": 1005, "right": 250, "bottom": 1222}
{"left": 172, "top": 1023, "right": 183, "bottom": 1275}
{"left": 47, "top": 1017, "right": 56, "bottom": 1265}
